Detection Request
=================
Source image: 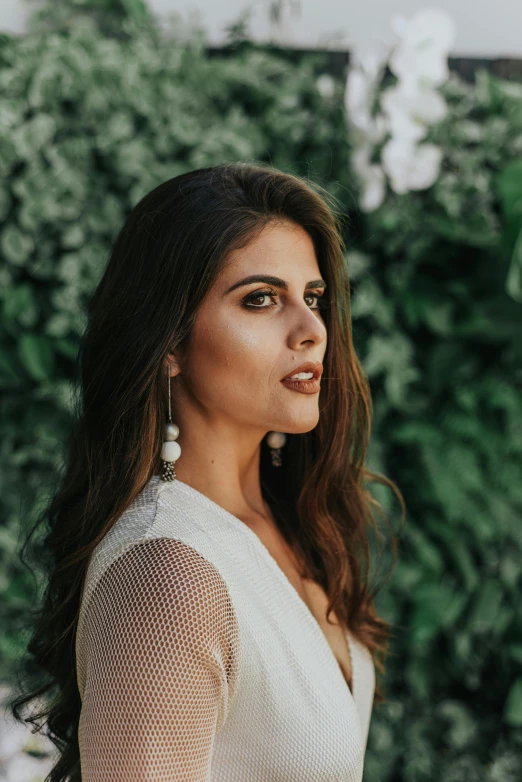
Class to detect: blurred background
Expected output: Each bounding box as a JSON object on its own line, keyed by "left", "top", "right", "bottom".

{"left": 2, "top": 0, "right": 522, "bottom": 55}
{"left": 0, "top": 1, "right": 521, "bottom": 780}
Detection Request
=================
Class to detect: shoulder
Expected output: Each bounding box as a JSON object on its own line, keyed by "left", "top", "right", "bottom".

{"left": 77, "top": 478, "right": 243, "bottom": 689}
{"left": 99, "top": 537, "right": 239, "bottom": 634}
{"left": 81, "top": 535, "right": 240, "bottom": 644}
{"left": 76, "top": 537, "right": 242, "bottom": 719}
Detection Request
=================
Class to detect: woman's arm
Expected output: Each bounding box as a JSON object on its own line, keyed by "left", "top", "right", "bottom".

{"left": 77, "top": 537, "right": 240, "bottom": 781}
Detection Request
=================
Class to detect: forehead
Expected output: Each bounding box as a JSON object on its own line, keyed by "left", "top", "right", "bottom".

{"left": 222, "top": 221, "right": 318, "bottom": 275}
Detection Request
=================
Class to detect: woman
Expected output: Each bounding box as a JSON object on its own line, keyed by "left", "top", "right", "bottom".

{"left": 10, "top": 162, "right": 404, "bottom": 781}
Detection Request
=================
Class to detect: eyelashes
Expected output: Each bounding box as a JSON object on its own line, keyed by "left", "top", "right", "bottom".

{"left": 241, "top": 289, "right": 328, "bottom": 311}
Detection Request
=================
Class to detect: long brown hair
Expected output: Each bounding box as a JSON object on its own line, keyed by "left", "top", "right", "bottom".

{"left": 9, "top": 161, "right": 405, "bottom": 781}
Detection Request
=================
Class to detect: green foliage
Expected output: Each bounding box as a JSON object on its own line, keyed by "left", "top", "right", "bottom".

{"left": 349, "top": 58, "right": 522, "bottom": 782}
{"left": 1, "top": 2, "right": 521, "bottom": 780}
{"left": 496, "top": 157, "right": 522, "bottom": 302}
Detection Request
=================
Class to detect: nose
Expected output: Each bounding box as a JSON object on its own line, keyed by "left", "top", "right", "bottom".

{"left": 288, "top": 301, "right": 327, "bottom": 348}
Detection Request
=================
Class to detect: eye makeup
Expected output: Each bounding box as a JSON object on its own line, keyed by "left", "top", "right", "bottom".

{"left": 241, "top": 289, "right": 328, "bottom": 310}
{"left": 225, "top": 274, "right": 327, "bottom": 295}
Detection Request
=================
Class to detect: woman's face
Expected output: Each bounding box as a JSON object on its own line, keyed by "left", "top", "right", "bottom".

{"left": 172, "top": 220, "right": 328, "bottom": 439}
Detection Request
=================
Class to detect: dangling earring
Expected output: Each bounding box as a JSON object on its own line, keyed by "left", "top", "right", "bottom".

{"left": 266, "top": 431, "right": 286, "bottom": 467}
{"left": 160, "top": 363, "right": 181, "bottom": 481}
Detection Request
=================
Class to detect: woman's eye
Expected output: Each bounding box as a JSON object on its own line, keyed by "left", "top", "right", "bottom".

{"left": 242, "top": 291, "right": 276, "bottom": 308}
{"left": 241, "top": 290, "right": 327, "bottom": 310}
{"left": 305, "top": 293, "right": 327, "bottom": 309}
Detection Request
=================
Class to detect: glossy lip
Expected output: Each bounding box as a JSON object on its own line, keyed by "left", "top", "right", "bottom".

{"left": 281, "top": 361, "right": 323, "bottom": 381}
{"left": 281, "top": 376, "right": 321, "bottom": 394}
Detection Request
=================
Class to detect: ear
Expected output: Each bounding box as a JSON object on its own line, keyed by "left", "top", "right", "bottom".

{"left": 165, "top": 352, "right": 182, "bottom": 377}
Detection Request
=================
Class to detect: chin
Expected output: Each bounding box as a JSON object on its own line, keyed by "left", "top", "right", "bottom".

{"left": 279, "top": 413, "right": 320, "bottom": 434}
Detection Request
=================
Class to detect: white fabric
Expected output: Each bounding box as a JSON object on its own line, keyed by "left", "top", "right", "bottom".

{"left": 75, "top": 475, "right": 375, "bottom": 781}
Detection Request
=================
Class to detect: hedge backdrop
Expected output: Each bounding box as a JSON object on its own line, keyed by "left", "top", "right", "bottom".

{"left": 1, "top": 1, "right": 521, "bottom": 780}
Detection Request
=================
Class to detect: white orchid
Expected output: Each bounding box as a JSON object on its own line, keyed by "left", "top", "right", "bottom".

{"left": 350, "top": 35, "right": 392, "bottom": 83}
{"left": 350, "top": 143, "right": 387, "bottom": 211}
{"left": 381, "top": 81, "right": 449, "bottom": 143}
{"left": 345, "top": 6, "right": 456, "bottom": 209}
{"left": 360, "top": 165, "right": 387, "bottom": 211}
{"left": 389, "top": 8, "right": 457, "bottom": 89}
{"left": 344, "top": 36, "right": 391, "bottom": 142}
{"left": 345, "top": 74, "right": 388, "bottom": 145}
{"left": 381, "top": 138, "right": 443, "bottom": 193}
{"left": 350, "top": 143, "right": 372, "bottom": 178}
{"left": 315, "top": 74, "right": 336, "bottom": 99}
{"left": 344, "top": 69, "right": 374, "bottom": 135}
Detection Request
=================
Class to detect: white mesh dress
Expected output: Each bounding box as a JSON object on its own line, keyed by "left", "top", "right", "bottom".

{"left": 75, "top": 475, "right": 376, "bottom": 781}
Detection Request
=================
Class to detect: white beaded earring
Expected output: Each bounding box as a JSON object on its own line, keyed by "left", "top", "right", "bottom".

{"left": 266, "top": 431, "right": 286, "bottom": 467}
{"left": 160, "top": 363, "right": 181, "bottom": 481}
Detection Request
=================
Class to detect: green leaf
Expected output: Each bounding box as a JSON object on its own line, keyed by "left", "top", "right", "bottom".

{"left": 409, "top": 581, "right": 465, "bottom": 644}
{"left": 1, "top": 224, "right": 34, "bottom": 266}
{"left": 495, "top": 159, "right": 522, "bottom": 241}
{"left": 503, "top": 677, "right": 522, "bottom": 726}
{"left": 507, "top": 644, "right": 522, "bottom": 665}
{"left": 121, "top": 0, "right": 153, "bottom": 24}
{"left": 422, "top": 299, "right": 455, "bottom": 336}
{"left": 17, "top": 334, "right": 55, "bottom": 381}
{"left": 408, "top": 526, "right": 444, "bottom": 577}
{"left": 13, "top": 114, "right": 56, "bottom": 156}
{"left": 0, "top": 349, "right": 22, "bottom": 382}
{"left": 506, "top": 225, "right": 522, "bottom": 302}
{"left": 2, "top": 283, "right": 40, "bottom": 328}
{"left": 469, "top": 579, "right": 504, "bottom": 633}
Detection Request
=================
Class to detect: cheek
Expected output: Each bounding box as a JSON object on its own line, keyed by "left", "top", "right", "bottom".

{"left": 187, "top": 316, "right": 274, "bottom": 401}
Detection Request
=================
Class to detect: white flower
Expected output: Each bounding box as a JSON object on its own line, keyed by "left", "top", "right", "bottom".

{"left": 350, "top": 36, "right": 391, "bottom": 82}
{"left": 315, "top": 74, "right": 336, "bottom": 99}
{"left": 345, "top": 6, "right": 454, "bottom": 204}
{"left": 400, "top": 8, "right": 456, "bottom": 56}
{"left": 381, "top": 86, "right": 427, "bottom": 144}
{"left": 350, "top": 145, "right": 386, "bottom": 212}
{"left": 345, "top": 36, "right": 391, "bottom": 141}
{"left": 381, "top": 81, "right": 448, "bottom": 142}
{"left": 371, "top": 112, "right": 388, "bottom": 145}
{"left": 360, "top": 165, "right": 386, "bottom": 212}
{"left": 381, "top": 138, "right": 443, "bottom": 193}
{"left": 351, "top": 143, "right": 373, "bottom": 178}
{"left": 407, "top": 143, "right": 444, "bottom": 189}
{"left": 389, "top": 7, "right": 457, "bottom": 89}
{"left": 344, "top": 69, "right": 373, "bottom": 134}
{"left": 345, "top": 70, "right": 388, "bottom": 145}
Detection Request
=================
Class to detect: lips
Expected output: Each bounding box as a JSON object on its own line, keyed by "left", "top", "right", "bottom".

{"left": 281, "top": 361, "right": 323, "bottom": 381}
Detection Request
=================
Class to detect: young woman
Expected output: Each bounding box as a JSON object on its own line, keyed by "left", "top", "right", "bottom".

{"left": 10, "top": 162, "right": 404, "bottom": 781}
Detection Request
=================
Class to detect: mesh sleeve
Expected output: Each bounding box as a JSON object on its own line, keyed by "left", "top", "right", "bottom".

{"left": 77, "top": 537, "right": 241, "bottom": 781}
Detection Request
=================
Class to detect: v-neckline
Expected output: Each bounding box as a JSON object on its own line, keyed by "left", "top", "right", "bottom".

{"left": 156, "top": 475, "right": 355, "bottom": 701}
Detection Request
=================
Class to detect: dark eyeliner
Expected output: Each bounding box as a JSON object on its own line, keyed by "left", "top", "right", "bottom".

{"left": 241, "top": 290, "right": 277, "bottom": 308}
{"left": 310, "top": 291, "right": 329, "bottom": 309}
{"left": 241, "top": 289, "right": 328, "bottom": 309}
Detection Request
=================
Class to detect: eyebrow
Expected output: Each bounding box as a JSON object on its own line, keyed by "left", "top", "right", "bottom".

{"left": 224, "top": 274, "right": 327, "bottom": 295}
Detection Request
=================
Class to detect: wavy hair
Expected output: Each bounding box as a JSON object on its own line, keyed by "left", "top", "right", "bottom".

{"left": 8, "top": 161, "right": 405, "bottom": 781}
